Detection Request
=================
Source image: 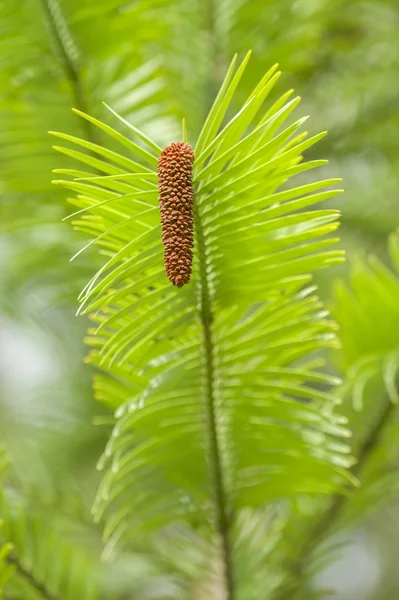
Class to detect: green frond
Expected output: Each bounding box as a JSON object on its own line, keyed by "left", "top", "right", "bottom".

{"left": 272, "top": 229, "right": 399, "bottom": 600}
{"left": 53, "top": 53, "right": 351, "bottom": 593}
{"left": 333, "top": 229, "right": 399, "bottom": 410}
{"left": 329, "top": 228, "right": 399, "bottom": 520}
{"left": 0, "top": 489, "right": 99, "bottom": 600}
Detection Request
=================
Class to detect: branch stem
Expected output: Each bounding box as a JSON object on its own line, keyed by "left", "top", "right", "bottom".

{"left": 195, "top": 202, "right": 235, "bottom": 600}
{"left": 204, "top": 0, "right": 227, "bottom": 115}
{"left": 39, "top": 0, "right": 93, "bottom": 142}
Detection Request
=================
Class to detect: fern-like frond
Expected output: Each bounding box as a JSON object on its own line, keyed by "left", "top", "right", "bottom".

{"left": 53, "top": 53, "right": 352, "bottom": 596}
{"left": 0, "top": 489, "right": 99, "bottom": 600}
{"left": 267, "top": 230, "right": 399, "bottom": 600}
{"left": 333, "top": 230, "right": 399, "bottom": 409}
{"left": 331, "top": 228, "right": 399, "bottom": 516}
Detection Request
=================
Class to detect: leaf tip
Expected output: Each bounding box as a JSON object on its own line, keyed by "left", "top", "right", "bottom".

{"left": 299, "top": 116, "right": 310, "bottom": 126}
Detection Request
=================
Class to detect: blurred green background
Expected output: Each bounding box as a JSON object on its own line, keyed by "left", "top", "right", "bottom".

{"left": 1, "top": 0, "right": 399, "bottom": 598}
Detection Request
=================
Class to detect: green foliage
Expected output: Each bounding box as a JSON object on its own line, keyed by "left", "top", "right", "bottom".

{"left": 52, "top": 53, "right": 353, "bottom": 596}
{"left": 264, "top": 232, "right": 399, "bottom": 600}
{"left": 334, "top": 230, "right": 399, "bottom": 410}
{"left": 332, "top": 231, "right": 399, "bottom": 515}
{"left": 2, "top": 0, "right": 399, "bottom": 598}
{"left": 0, "top": 493, "right": 99, "bottom": 600}
{"left": 0, "top": 449, "right": 98, "bottom": 600}
{"left": 0, "top": 452, "right": 13, "bottom": 596}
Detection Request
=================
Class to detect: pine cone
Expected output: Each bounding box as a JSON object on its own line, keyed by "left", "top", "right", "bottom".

{"left": 157, "top": 142, "right": 195, "bottom": 287}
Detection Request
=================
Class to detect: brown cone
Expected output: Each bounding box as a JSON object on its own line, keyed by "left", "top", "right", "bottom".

{"left": 157, "top": 142, "right": 195, "bottom": 287}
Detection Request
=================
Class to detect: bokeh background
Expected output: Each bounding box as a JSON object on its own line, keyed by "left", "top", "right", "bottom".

{"left": 1, "top": 0, "right": 399, "bottom": 598}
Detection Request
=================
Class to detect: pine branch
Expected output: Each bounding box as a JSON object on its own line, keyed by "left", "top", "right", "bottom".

{"left": 4, "top": 549, "right": 61, "bottom": 600}
{"left": 39, "top": 0, "right": 93, "bottom": 142}
{"left": 273, "top": 398, "right": 395, "bottom": 600}
{"left": 195, "top": 204, "right": 235, "bottom": 599}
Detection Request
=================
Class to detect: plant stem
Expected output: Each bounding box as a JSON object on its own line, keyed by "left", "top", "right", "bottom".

{"left": 273, "top": 399, "right": 395, "bottom": 600}
{"left": 5, "top": 550, "right": 61, "bottom": 600}
{"left": 205, "top": 0, "right": 217, "bottom": 113}
{"left": 204, "top": 0, "right": 227, "bottom": 115}
{"left": 195, "top": 203, "right": 235, "bottom": 600}
{"left": 39, "top": 0, "right": 93, "bottom": 142}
